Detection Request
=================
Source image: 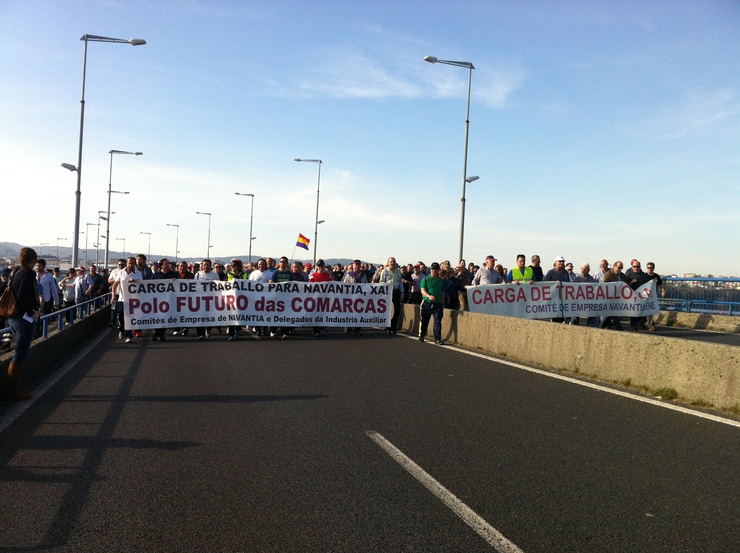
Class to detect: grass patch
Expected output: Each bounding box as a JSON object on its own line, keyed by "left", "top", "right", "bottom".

{"left": 690, "top": 399, "right": 714, "bottom": 408}
{"left": 654, "top": 387, "right": 679, "bottom": 401}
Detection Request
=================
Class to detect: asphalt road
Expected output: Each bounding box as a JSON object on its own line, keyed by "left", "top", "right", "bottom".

{"left": 1, "top": 328, "right": 738, "bottom": 552}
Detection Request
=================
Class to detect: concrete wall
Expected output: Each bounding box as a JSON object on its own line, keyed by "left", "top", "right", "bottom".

{"left": 401, "top": 305, "right": 739, "bottom": 410}
{"left": 1, "top": 307, "right": 111, "bottom": 399}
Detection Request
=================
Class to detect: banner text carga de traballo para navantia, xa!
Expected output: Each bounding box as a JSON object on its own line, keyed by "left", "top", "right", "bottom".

{"left": 123, "top": 280, "right": 392, "bottom": 329}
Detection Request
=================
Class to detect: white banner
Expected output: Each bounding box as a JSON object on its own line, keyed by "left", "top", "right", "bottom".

{"left": 123, "top": 280, "right": 392, "bottom": 329}
{"left": 468, "top": 280, "right": 660, "bottom": 319}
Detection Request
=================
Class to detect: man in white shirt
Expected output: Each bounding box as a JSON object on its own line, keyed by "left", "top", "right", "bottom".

{"left": 379, "top": 257, "right": 404, "bottom": 334}
{"left": 195, "top": 259, "right": 219, "bottom": 340}
{"left": 108, "top": 259, "right": 126, "bottom": 329}
{"left": 110, "top": 257, "right": 142, "bottom": 343}
{"left": 472, "top": 255, "right": 503, "bottom": 285}
{"left": 36, "top": 258, "right": 60, "bottom": 316}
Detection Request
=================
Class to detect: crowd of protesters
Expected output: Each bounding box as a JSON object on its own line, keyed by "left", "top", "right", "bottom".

{"left": 1, "top": 251, "right": 666, "bottom": 353}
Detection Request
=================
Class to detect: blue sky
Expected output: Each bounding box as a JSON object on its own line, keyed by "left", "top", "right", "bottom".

{"left": 1, "top": 1, "right": 738, "bottom": 276}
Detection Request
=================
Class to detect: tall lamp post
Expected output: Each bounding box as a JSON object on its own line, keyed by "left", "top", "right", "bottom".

{"left": 424, "top": 55, "right": 475, "bottom": 262}
{"left": 105, "top": 150, "right": 141, "bottom": 269}
{"left": 195, "top": 212, "right": 212, "bottom": 259}
{"left": 234, "top": 193, "right": 255, "bottom": 262}
{"left": 66, "top": 34, "right": 145, "bottom": 269}
{"left": 116, "top": 237, "right": 126, "bottom": 259}
{"left": 56, "top": 238, "right": 67, "bottom": 266}
{"left": 97, "top": 211, "right": 106, "bottom": 265}
{"left": 166, "top": 224, "right": 180, "bottom": 263}
{"left": 85, "top": 223, "right": 96, "bottom": 266}
{"left": 140, "top": 231, "right": 151, "bottom": 259}
{"left": 293, "top": 158, "right": 322, "bottom": 266}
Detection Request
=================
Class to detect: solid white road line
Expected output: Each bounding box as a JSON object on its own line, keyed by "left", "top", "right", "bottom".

{"left": 405, "top": 335, "right": 740, "bottom": 428}
{"left": 0, "top": 329, "right": 112, "bottom": 435}
{"left": 366, "top": 430, "right": 525, "bottom": 553}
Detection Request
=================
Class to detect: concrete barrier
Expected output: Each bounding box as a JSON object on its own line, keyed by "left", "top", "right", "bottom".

{"left": 1, "top": 307, "right": 111, "bottom": 400}
{"left": 400, "top": 305, "right": 739, "bottom": 411}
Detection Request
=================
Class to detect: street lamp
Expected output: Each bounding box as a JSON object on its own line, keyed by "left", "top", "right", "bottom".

{"left": 97, "top": 210, "right": 110, "bottom": 265}
{"left": 56, "top": 237, "right": 67, "bottom": 265}
{"left": 235, "top": 193, "right": 255, "bottom": 262}
{"left": 67, "top": 34, "right": 146, "bottom": 268}
{"left": 140, "top": 231, "right": 151, "bottom": 259}
{"left": 166, "top": 224, "right": 180, "bottom": 263}
{"left": 85, "top": 222, "right": 96, "bottom": 266}
{"left": 195, "top": 212, "right": 212, "bottom": 259}
{"left": 105, "top": 149, "right": 141, "bottom": 269}
{"left": 116, "top": 237, "right": 126, "bottom": 259}
{"left": 294, "top": 158, "right": 322, "bottom": 266}
{"left": 424, "top": 55, "right": 475, "bottom": 262}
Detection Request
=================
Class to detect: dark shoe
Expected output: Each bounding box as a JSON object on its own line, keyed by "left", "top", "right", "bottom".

{"left": 418, "top": 336, "right": 424, "bottom": 342}
{"left": 435, "top": 340, "right": 444, "bottom": 346}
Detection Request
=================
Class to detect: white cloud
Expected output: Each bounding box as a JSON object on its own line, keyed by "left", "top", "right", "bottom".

{"left": 641, "top": 89, "right": 738, "bottom": 140}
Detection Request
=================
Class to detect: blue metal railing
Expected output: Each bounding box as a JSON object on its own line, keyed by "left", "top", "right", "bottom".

{"left": 660, "top": 277, "right": 740, "bottom": 316}
{"left": 0, "top": 293, "right": 111, "bottom": 350}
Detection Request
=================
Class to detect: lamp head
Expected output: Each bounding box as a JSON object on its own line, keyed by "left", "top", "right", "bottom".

{"left": 61, "top": 162, "right": 78, "bottom": 172}
{"left": 424, "top": 56, "right": 438, "bottom": 64}
{"left": 130, "top": 39, "right": 146, "bottom": 46}
{"left": 466, "top": 175, "right": 480, "bottom": 183}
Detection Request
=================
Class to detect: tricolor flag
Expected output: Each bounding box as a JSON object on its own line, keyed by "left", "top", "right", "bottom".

{"left": 296, "top": 233, "right": 310, "bottom": 250}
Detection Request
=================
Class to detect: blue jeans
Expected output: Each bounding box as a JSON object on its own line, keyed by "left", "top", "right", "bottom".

{"left": 420, "top": 302, "right": 443, "bottom": 342}
{"left": 8, "top": 316, "right": 36, "bottom": 363}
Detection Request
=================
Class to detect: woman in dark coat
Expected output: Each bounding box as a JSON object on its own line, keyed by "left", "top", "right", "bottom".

{"left": 6, "top": 247, "right": 41, "bottom": 400}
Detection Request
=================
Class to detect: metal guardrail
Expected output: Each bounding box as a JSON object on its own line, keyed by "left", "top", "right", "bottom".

{"left": 662, "top": 277, "right": 740, "bottom": 316}
{"left": 0, "top": 293, "right": 111, "bottom": 350}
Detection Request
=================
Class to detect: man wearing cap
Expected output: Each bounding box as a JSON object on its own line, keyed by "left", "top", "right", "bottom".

{"left": 545, "top": 256, "right": 570, "bottom": 283}
{"left": 419, "top": 262, "right": 445, "bottom": 344}
{"left": 472, "top": 255, "right": 502, "bottom": 285}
